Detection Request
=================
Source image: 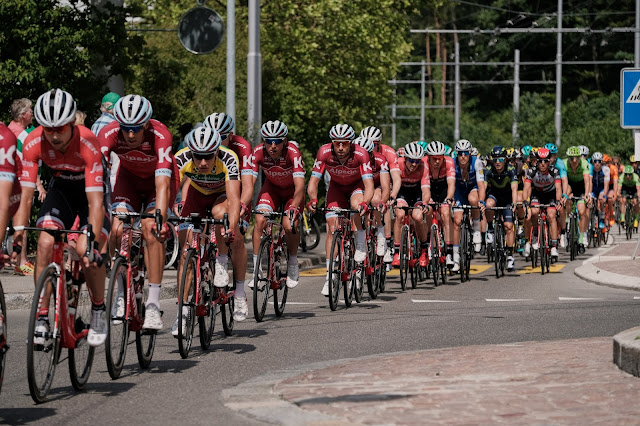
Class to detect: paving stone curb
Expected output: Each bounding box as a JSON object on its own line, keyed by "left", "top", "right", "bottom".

{"left": 573, "top": 237, "right": 640, "bottom": 290}
{"left": 613, "top": 326, "right": 640, "bottom": 377}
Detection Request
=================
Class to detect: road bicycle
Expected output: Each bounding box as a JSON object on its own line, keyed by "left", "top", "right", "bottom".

{"left": 323, "top": 207, "right": 359, "bottom": 311}
{"left": 529, "top": 203, "right": 555, "bottom": 275}
{"left": 486, "top": 206, "right": 511, "bottom": 278}
{"left": 566, "top": 196, "right": 583, "bottom": 261}
{"left": 426, "top": 202, "right": 448, "bottom": 287}
{"left": 25, "top": 225, "right": 100, "bottom": 403}
{"left": 457, "top": 204, "right": 481, "bottom": 283}
{"left": 363, "top": 205, "right": 386, "bottom": 299}
{"left": 105, "top": 210, "right": 162, "bottom": 378}
{"left": 172, "top": 213, "right": 233, "bottom": 358}
{"left": 299, "top": 208, "right": 321, "bottom": 252}
{"left": 253, "top": 210, "right": 292, "bottom": 322}
{"left": 164, "top": 219, "right": 179, "bottom": 269}
{"left": 587, "top": 198, "right": 605, "bottom": 248}
{"left": 623, "top": 195, "right": 638, "bottom": 240}
{"left": 396, "top": 205, "right": 424, "bottom": 291}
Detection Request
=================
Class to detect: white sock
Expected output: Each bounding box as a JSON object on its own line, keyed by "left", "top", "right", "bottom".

{"left": 326, "top": 259, "right": 330, "bottom": 270}
{"left": 377, "top": 226, "right": 385, "bottom": 237}
{"left": 182, "top": 305, "right": 189, "bottom": 316}
{"left": 356, "top": 229, "right": 365, "bottom": 244}
{"left": 473, "top": 219, "right": 480, "bottom": 232}
{"left": 453, "top": 246, "right": 460, "bottom": 255}
{"left": 288, "top": 254, "right": 297, "bottom": 265}
{"left": 235, "top": 281, "right": 246, "bottom": 299}
{"left": 146, "top": 283, "right": 161, "bottom": 308}
{"left": 253, "top": 254, "right": 258, "bottom": 270}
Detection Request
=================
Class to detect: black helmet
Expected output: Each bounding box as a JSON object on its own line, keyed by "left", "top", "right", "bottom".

{"left": 490, "top": 146, "right": 506, "bottom": 158}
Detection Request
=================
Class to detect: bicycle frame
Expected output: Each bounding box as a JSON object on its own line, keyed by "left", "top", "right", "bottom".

{"left": 258, "top": 211, "right": 289, "bottom": 291}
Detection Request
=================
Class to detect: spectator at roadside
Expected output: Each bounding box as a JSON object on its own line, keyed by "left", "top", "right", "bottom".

{"left": 8, "top": 98, "right": 33, "bottom": 138}
{"left": 91, "top": 92, "right": 120, "bottom": 136}
{"left": 75, "top": 110, "right": 87, "bottom": 126}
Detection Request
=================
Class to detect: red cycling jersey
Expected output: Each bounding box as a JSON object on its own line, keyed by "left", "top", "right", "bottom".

{"left": 99, "top": 119, "right": 173, "bottom": 179}
{"left": 250, "top": 143, "right": 306, "bottom": 188}
{"left": 426, "top": 155, "right": 456, "bottom": 182}
{"left": 21, "top": 125, "right": 103, "bottom": 193}
{"left": 375, "top": 144, "right": 400, "bottom": 172}
{"left": 226, "top": 134, "right": 254, "bottom": 176}
{"left": 311, "top": 143, "right": 373, "bottom": 186}
{"left": 371, "top": 152, "right": 390, "bottom": 187}
{"left": 398, "top": 157, "right": 430, "bottom": 189}
{"left": 0, "top": 123, "right": 22, "bottom": 216}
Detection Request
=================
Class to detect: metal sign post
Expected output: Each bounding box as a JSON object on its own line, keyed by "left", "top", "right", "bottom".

{"left": 620, "top": 68, "right": 640, "bottom": 159}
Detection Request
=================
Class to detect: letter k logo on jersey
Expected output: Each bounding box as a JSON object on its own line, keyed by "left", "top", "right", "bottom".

{"left": 294, "top": 157, "right": 304, "bottom": 169}
{"left": 158, "top": 147, "right": 172, "bottom": 165}
{"left": 362, "top": 162, "right": 373, "bottom": 172}
{"left": 313, "top": 160, "right": 322, "bottom": 170}
{"left": 0, "top": 146, "right": 16, "bottom": 166}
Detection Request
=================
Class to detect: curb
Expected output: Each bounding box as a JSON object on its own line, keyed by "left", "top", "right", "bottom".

{"left": 573, "top": 237, "right": 640, "bottom": 291}
{"left": 613, "top": 326, "right": 640, "bottom": 377}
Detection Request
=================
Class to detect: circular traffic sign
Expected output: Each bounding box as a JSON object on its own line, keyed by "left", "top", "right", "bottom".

{"left": 177, "top": 6, "right": 225, "bottom": 55}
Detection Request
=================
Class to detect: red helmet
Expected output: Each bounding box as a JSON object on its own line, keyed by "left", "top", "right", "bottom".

{"left": 537, "top": 148, "right": 551, "bottom": 160}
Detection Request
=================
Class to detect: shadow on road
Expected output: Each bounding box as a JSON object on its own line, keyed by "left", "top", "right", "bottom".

{"left": 209, "top": 343, "right": 256, "bottom": 354}
{"left": 0, "top": 407, "right": 57, "bottom": 424}
{"left": 296, "top": 393, "right": 410, "bottom": 406}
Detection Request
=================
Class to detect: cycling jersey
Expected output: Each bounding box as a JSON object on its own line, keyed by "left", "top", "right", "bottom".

{"left": 563, "top": 158, "right": 592, "bottom": 183}
{"left": 175, "top": 146, "right": 240, "bottom": 195}
{"left": 484, "top": 165, "right": 517, "bottom": 203}
{"left": 311, "top": 143, "right": 372, "bottom": 185}
{"left": 370, "top": 152, "right": 390, "bottom": 187}
{"left": 591, "top": 165, "right": 610, "bottom": 194}
{"left": 397, "top": 157, "right": 429, "bottom": 189}
{"left": 554, "top": 158, "right": 567, "bottom": 179}
{"left": 250, "top": 143, "right": 305, "bottom": 188}
{"left": 99, "top": 119, "right": 173, "bottom": 179}
{"left": 454, "top": 155, "right": 484, "bottom": 192}
{"left": 608, "top": 162, "right": 619, "bottom": 184}
{"left": 375, "top": 144, "right": 400, "bottom": 173}
{"left": 21, "top": 126, "right": 104, "bottom": 193}
{"left": 0, "top": 123, "right": 22, "bottom": 216}
{"left": 620, "top": 172, "right": 640, "bottom": 188}
{"left": 226, "top": 135, "right": 254, "bottom": 177}
{"left": 525, "top": 166, "right": 561, "bottom": 194}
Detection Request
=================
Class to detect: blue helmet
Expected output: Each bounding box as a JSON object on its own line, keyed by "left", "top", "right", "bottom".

{"left": 544, "top": 143, "right": 558, "bottom": 154}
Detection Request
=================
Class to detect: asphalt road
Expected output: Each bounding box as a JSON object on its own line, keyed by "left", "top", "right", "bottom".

{"left": 1, "top": 249, "right": 638, "bottom": 424}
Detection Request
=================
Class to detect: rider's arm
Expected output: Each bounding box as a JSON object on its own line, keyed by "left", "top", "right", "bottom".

{"left": 307, "top": 175, "right": 320, "bottom": 203}
{"left": 603, "top": 166, "right": 610, "bottom": 195}
{"left": 226, "top": 180, "right": 241, "bottom": 230}
{"left": 0, "top": 181, "right": 13, "bottom": 246}
{"left": 292, "top": 176, "right": 305, "bottom": 210}
{"left": 474, "top": 159, "right": 486, "bottom": 202}
{"left": 522, "top": 180, "right": 531, "bottom": 201}
{"left": 154, "top": 175, "right": 170, "bottom": 221}
{"left": 555, "top": 179, "right": 562, "bottom": 201}
{"left": 362, "top": 177, "right": 374, "bottom": 205}
{"left": 380, "top": 171, "right": 391, "bottom": 203}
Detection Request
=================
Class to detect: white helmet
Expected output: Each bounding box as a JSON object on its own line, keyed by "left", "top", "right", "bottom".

{"left": 260, "top": 120, "right": 288, "bottom": 138}
{"left": 329, "top": 124, "right": 355, "bottom": 140}
{"left": 455, "top": 139, "right": 472, "bottom": 152}
{"left": 471, "top": 147, "right": 479, "bottom": 157}
{"left": 578, "top": 145, "right": 590, "bottom": 156}
{"left": 354, "top": 136, "right": 374, "bottom": 153}
{"left": 591, "top": 152, "right": 603, "bottom": 161}
{"left": 34, "top": 89, "right": 77, "bottom": 127}
{"left": 425, "top": 140, "right": 446, "bottom": 156}
{"left": 113, "top": 94, "right": 153, "bottom": 126}
{"left": 360, "top": 126, "right": 382, "bottom": 142}
{"left": 404, "top": 142, "right": 424, "bottom": 160}
{"left": 204, "top": 112, "right": 235, "bottom": 134}
{"left": 185, "top": 126, "right": 221, "bottom": 155}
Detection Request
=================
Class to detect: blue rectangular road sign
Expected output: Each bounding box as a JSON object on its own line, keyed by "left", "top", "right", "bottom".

{"left": 621, "top": 68, "right": 640, "bottom": 128}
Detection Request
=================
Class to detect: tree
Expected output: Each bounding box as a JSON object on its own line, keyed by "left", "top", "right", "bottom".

{"left": 0, "top": 0, "right": 138, "bottom": 123}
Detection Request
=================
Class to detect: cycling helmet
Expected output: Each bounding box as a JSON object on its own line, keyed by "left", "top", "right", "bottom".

{"left": 444, "top": 145, "right": 453, "bottom": 156}
{"left": 470, "top": 147, "right": 479, "bottom": 157}
{"left": 515, "top": 148, "right": 522, "bottom": 159}
{"left": 491, "top": 146, "right": 506, "bottom": 158}
{"left": 113, "top": 94, "right": 153, "bottom": 126}
{"left": 417, "top": 140, "right": 429, "bottom": 151}
{"left": 425, "top": 140, "right": 447, "bottom": 156}
{"left": 354, "top": 136, "right": 374, "bottom": 153}
{"left": 455, "top": 139, "right": 472, "bottom": 152}
{"left": 624, "top": 165, "right": 634, "bottom": 174}
{"left": 360, "top": 126, "right": 382, "bottom": 142}
{"left": 397, "top": 147, "right": 405, "bottom": 157}
{"left": 260, "top": 120, "right": 288, "bottom": 138}
{"left": 544, "top": 143, "right": 558, "bottom": 154}
{"left": 631, "top": 155, "right": 636, "bottom": 163}
{"left": 34, "top": 89, "right": 77, "bottom": 127}
{"left": 506, "top": 148, "right": 515, "bottom": 158}
{"left": 603, "top": 154, "right": 612, "bottom": 163}
{"left": 566, "top": 146, "right": 581, "bottom": 157}
{"left": 204, "top": 112, "right": 235, "bottom": 134}
{"left": 578, "top": 145, "right": 589, "bottom": 156}
{"left": 531, "top": 147, "right": 539, "bottom": 156}
{"left": 537, "top": 148, "right": 551, "bottom": 160}
{"left": 329, "top": 124, "right": 355, "bottom": 140}
{"left": 591, "top": 152, "right": 603, "bottom": 162}
{"left": 404, "top": 142, "right": 424, "bottom": 160}
{"left": 185, "top": 126, "right": 221, "bottom": 155}
{"left": 521, "top": 145, "right": 532, "bottom": 157}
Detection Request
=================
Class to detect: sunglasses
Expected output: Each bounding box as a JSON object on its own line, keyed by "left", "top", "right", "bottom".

{"left": 193, "top": 152, "right": 216, "bottom": 161}
{"left": 42, "top": 124, "right": 69, "bottom": 134}
{"left": 219, "top": 133, "right": 230, "bottom": 141}
{"left": 592, "top": 160, "right": 602, "bottom": 164}
{"left": 407, "top": 158, "right": 422, "bottom": 164}
{"left": 539, "top": 159, "right": 550, "bottom": 163}
{"left": 332, "top": 140, "right": 351, "bottom": 147}
{"left": 265, "top": 137, "right": 285, "bottom": 145}
{"left": 457, "top": 151, "right": 470, "bottom": 156}
{"left": 120, "top": 124, "right": 144, "bottom": 133}
{"left": 430, "top": 156, "right": 444, "bottom": 161}
{"left": 494, "top": 158, "right": 506, "bottom": 163}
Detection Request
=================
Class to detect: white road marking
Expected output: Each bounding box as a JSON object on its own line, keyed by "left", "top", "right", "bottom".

{"left": 268, "top": 302, "right": 316, "bottom": 305}
{"left": 412, "top": 299, "right": 460, "bottom": 303}
{"left": 485, "top": 299, "right": 533, "bottom": 302}
{"left": 558, "top": 297, "right": 603, "bottom": 301}
{"left": 634, "top": 297, "right": 640, "bottom": 300}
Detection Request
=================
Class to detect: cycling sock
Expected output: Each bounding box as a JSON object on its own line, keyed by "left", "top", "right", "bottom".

{"left": 551, "top": 239, "right": 558, "bottom": 247}
{"left": 92, "top": 302, "right": 105, "bottom": 311}
{"left": 377, "top": 226, "right": 385, "bottom": 237}
{"left": 453, "top": 245, "right": 460, "bottom": 255}
{"left": 447, "top": 246, "right": 453, "bottom": 256}
{"left": 506, "top": 247, "right": 513, "bottom": 256}
{"left": 356, "top": 229, "right": 365, "bottom": 245}
{"left": 386, "top": 237, "right": 393, "bottom": 248}
{"left": 38, "top": 308, "right": 49, "bottom": 317}
{"left": 473, "top": 219, "right": 480, "bottom": 232}
{"left": 146, "top": 283, "right": 161, "bottom": 308}
{"left": 288, "top": 254, "right": 297, "bottom": 265}
{"left": 560, "top": 228, "right": 566, "bottom": 235}
{"left": 217, "top": 254, "right": 228, "bottom": 267}
{"left": 488, "top": 223, "right": 494, "bottom": 232}
{"left": 599, "top": 211, "right": 605, "bottom": 220}
{"left": 253, "top": 254, "right": 258, "bottom": 270}
{"left": 235, "top": 281, "right": 246, "bottom": 298}
{"left": 326, "top": 259, "right": 330, "bottom": 270}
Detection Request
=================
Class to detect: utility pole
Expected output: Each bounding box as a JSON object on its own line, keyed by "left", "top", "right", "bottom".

{"left": 454, "top": 42, "right": 460, "bottom": 141}
{"left": 247, "top": 0, "right": 261, "bottom": 146}
{"left": 420, "top": 61, "right": 426, "bottom": 140}
{"left": 555, "top": 0, "right": 563, "bottom": 146}
{"left": 513, "top": 49, "right": 520, "bottom": 145}
{"left": 226, "top": 0, "right": 235, "bottom": 131}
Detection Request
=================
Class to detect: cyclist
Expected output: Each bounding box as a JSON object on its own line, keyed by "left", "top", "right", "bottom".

{"left": 544, "top": 143, "right": 569, "bottom": 248}
{"left": 173, "top": 126, "right": 240, "bottom": 332}
{"left": 618, "top": 165, "right": 640, "bottom": 227}
{"left": 18, "top": 89, "right": 109, "bottom": 347}
{"left": 364, "top": 126, "right": 401, "bottom": 263}
{"left": 202, "top": 113, "right": 254, "bottom": 321}
{"left": 354, "top": 135, "right": 390, "bottom": 257}
{"left": 451, "top": 139, "right": 486, "bottom": 261}
{"left": 564, "top": 146, "right": 593, "bottom": 253}
{"left": 389, "top": 142, "right": 431, "bottom": 268}
{"left": 249, "top": 120, "right": 305, "bottom": 290}
{"left": 590, "top": 152, "right": 610, "bottom": 229}
{"left": 0, "top": 123, "right": 22, "bottom": 266}
{"left": 484, "top": 146, "right": 519, "bottom": 271}
{"left": 522, "top": 148, "right": 562, "bottom": 261}
{"left": 603, "top": 154, "right": 618, "bottom": 226}
{"left": 307, "top": 124, "right": 374, "bottom": 296}
{"left": 100, "top": 94, "right": 177, "bottom": 331}
{"left": 631, "top": 155, "right": 640, "bottom": 176}
{"left": 423, "top": 141, "right": 456, "bottom": 269}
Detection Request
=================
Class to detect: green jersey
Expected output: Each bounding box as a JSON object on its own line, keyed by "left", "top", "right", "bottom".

{"left": 563, "top": 158, "right": 592, "bottom": 183}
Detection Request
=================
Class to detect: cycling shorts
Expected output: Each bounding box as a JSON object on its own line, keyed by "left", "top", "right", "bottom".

{"left": 396, "top": 186, "right": 422, "bottom": 207}
{"left": 530, "top": 191, "right": 556, "bottom": 208}
{"left": 453, "top": 185, "right": 477, "bottom": 206}
{"left": 179, "top": 185, "right": 226, "bottom": 232}
{"left": 621, "top": 186, "right": 638, "bottom": 197}
{"left": 37, "top": 177, "right": 110, "bottom": 240}
{"left": 8, "top": 178, "right": 20, "bottom": 218}
{"left": 487, "top": 196, "right": 514, "bottom": 223}
{"left": 568, "top": 180, "right": 586, "bottom": 198}
{"left": 429, "top": 180, "right": 449, "bottom": 204}
{"left": 256, "top": 180, "right": 299, "bottom": 213}
{"left": 113, "top": 166, "right": 178, "bottom": 213}
{"left": 325, "top": 180, "right": 364, "bottom": 219}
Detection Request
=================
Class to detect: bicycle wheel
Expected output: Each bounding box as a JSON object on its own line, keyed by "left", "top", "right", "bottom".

{"left": 105, "top": 256, "right": 129, "bottom": 379}
{"left": 164, "top": 222, "right": 179, "bottom": 269}
{"left": 135, "top": 270, "right": 156, "bottom": 369}
{"left": 27, "top": 265, "right": 60, "bottom": 404}
{"left": 273, "top": 242, "right": 289, "bottom": 317}
{"left": 328, "top": 232, "right": 342, "bottom": 311}
{"left": 220, "top": 282, "right": 235, "bottom": 336}
{"left": 378, "top": 257, "right": 387, "bottom": 293}
{"left": 569, "top": 215, "right": 577, "bottom": 261}
{"left": 306, "top": 217, "right": 321, "bottom": 251}
{"left": 343, "top": 242, "right": 354, "bottom": 308}
{"left": 430, "top": 228, "right": 440, "bottom": 287}
{"left": 399, "top": 225, "right": 410, "bottom": 291}
{"left": 494, "top": 224, "right": 502, "bottom": 278}
{"left": 68, "top": 279, "right": 95, "bottom": 391}
{"left": 410, "top": 234, "right": 419, "bottom": 289}
{"left": 460, "top": 223, "right": 469, "bottom": 282}
{"left": 253, "top": 237, "right": 272, "bottom": 322}
{"left": 366, "top": 236, "right": 378, "bottom": 299}
{"left": 177, "top": 250, "right": 197, "bottom": 358}
{"left": 0, "top": 282, "right": 5, "bottom": 394}
{"left": 626, "top": 204, "right": 633, "bottom": 240}
{"left": 354, "top": 267, "right": 364, "bottom": 303}
{"left": 198, "top": 258, "right": 216, "bottom": 350}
